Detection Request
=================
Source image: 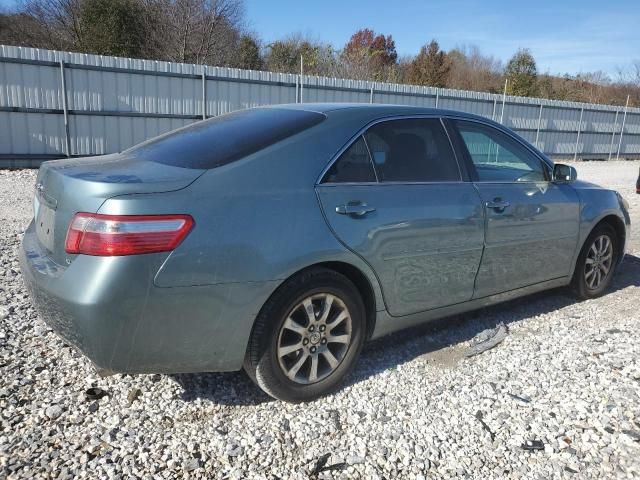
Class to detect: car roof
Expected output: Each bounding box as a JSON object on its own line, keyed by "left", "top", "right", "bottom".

{"left": 268, "top": 103, "right": 554, "bottom": 168}
{"left": 267, "top": 102, "right": 494, "bottom": 124}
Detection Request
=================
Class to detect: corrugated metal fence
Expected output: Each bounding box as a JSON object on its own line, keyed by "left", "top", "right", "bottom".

{"left": 1, "top": 45, "right": 639, "bottom": 168}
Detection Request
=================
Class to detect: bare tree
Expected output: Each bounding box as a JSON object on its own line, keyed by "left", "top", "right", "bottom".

{"left": 574, "top": 71, "right": 612, "bottom": 103}
{"left": 19, "top": 0, "right": 85, "bottom": 50}
{"left": 447, "top": 45, "right": 503, "bottom": 93}
{"left": 618, "top": 60, "right": 640, "bottom": 88}
{"left": 148, "top": 0, "right": 245, "bottom": 65}
{"left": 0, "top": 11, "right": 44, "bottom": 46}
{"left": 8, "top": 0, "right": 247, "bottom": 65}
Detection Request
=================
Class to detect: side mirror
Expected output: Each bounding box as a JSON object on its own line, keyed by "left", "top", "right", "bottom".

{"left": 553, "top": 163, "right": 577, "bottom": 182}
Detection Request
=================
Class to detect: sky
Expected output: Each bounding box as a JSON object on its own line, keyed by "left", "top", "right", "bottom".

{"left": 243, "top": 0, "right": 639, "bottom": 77}
{"left": 1, "top": 0, "right": 638, "bottom": 77}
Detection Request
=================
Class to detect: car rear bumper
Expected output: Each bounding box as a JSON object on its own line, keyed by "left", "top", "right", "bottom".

{"left": 20, "top": 220, "right": 277, "bottom": 374}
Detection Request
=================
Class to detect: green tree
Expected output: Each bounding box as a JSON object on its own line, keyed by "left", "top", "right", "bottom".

{"left": 266, "top": 39, "right": 301, "bottom": 73}
{"left": 236, "top": 34, "right": 262, "bottom": 70}
{"left": 265, "top": 35, "right": 326, "bottom": 75}
{"left": 80, "top": 0, "right": 146, "bottom": 57}
{"left": 505, "top": 48, "right": 538, "bottom": 96}
{"left": 407, "top": 40, "right": 450, "bottom": 87}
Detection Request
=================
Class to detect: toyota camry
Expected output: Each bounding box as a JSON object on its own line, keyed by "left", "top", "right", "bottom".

{"left": 20, "top": 104, "right": 631, "bottom": 402}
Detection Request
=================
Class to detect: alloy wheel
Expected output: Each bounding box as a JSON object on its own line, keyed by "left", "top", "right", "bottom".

{"left": 276, "top": 293, "right": 352, "bottom": 384}
{"left": 584, "top": 234, "right": 613, "bottom": 290}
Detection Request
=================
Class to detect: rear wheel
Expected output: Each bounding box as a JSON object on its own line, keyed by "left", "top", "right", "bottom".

{"left": 244, "top": 268, "right": 365, "bottom": 402}
{"left": 572, "top": 224, "right": 619, "bottom": 299}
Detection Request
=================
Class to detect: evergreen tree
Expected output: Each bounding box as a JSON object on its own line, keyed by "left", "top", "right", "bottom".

{"left": 505, "top": 48, "right": 538, "bottom": 96}
{"left": 407, "top": 40, "right": 450, "bottom": 87}
{"left": 81, "top": 0, "right": 146, "bottom": 57}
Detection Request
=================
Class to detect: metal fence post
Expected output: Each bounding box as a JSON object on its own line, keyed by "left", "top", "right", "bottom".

{"left": 491, "top": 98, "right": 497, "bottom": 121}
{"left": 500, "top": 79, "right": 507, "bottom": 124}
{"left": 299, "top": 55, "right": 304, "bottom": 103}
{"left": 574, "top": 107, "right": 584, "bottom": 161}
{"left": 59, "top": 59, "right": 71, "bottom": 157}
{"left": 201, "top": 68, "right": 206, "bottom": 120}
{"left": 535, "top": 104, "right": 543, "bottom": 148}
{"left": 370, "top": 84, "right": 374, "bottom": 104}
{"left": 295, "top": 75, "right": 299, "bottom": 103}
{"left": 616, "top": 95, "right": 630, "bottom": 161}
{"left": 435, "top": 90, "right": 439, "bottom": 108}
{"left": 608, "top": 110, "right": 619, "bottom": 161}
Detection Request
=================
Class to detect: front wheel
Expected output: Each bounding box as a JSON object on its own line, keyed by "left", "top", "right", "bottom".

{"left": 572, "top": 224, "right": 619, "bottom": 300}
{"left": 244, "top": 268, "right": 366, "bottom": 402}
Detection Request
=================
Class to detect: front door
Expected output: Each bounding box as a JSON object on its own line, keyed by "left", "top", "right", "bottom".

{"left": 316, "top": 117, "right": 485, "bottom": 317}
{"left": 450, "top": 119, "right": 580, "bottom": 298}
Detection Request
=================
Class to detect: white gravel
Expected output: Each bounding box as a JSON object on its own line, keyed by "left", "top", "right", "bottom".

{"left": 1, "top": 162, "right": 639, "bottom": 479}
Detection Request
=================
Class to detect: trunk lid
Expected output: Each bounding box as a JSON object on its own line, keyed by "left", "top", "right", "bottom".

{"left": 33, "top": 153, "right": 204, "bottom": 265}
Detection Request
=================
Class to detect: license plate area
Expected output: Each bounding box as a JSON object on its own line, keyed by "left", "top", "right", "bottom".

{"left": 35, "top": 201, "right": 56, "bottom": 252}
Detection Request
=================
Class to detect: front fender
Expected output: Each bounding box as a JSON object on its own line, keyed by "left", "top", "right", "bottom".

{"left": 568, "top": 186, "right": 628, "bottom": 279}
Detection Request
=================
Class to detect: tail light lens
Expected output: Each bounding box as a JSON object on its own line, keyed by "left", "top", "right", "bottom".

{"left": 65, "top": 213, "right": 194, "bottom": 256}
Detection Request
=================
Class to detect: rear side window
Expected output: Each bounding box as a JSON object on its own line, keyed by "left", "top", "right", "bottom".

{"left": 323, "top": 136, "right": 376, "bottom": 183}
{"left": 126, "top": 108, "right": 326, "bottom": 169}
{"left": 364, "top": 118, "right": 460, "bottom": 182}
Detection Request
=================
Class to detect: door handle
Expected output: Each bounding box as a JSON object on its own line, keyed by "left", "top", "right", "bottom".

{"left": 335, "top": 203, "right": 376, "bottom": 217}
{"left": 485, "top": 199, "right": 511, "bottom": 211}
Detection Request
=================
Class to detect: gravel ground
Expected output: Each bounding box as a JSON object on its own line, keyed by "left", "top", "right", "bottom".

{"left": 1, "top": 162, "right": 639, "bottom": 479}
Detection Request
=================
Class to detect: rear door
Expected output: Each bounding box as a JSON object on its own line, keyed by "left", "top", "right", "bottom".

{"left": 449, "top": 119, "right": 580, "bottom": 298}
{"left": 316, "top": 117, "right": 485, "bottom": 317}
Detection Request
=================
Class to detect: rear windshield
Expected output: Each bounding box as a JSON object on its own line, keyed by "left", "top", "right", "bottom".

{"left": 125, "top": 108, "right": 326, "bottom": 169}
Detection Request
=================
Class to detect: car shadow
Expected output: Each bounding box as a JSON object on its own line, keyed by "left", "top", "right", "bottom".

{"left": 170, "top": 370, "right": 272, "bottom": 406}
{"left": 170, "top": 254, "right": 640, "bottom": 406}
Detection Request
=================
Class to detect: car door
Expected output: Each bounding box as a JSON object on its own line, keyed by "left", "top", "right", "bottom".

{"left": 448, "top": 119, "right": 580, "bottom": 298}
{"left": 316, "top": 117, "right": 485, "bottom": 317}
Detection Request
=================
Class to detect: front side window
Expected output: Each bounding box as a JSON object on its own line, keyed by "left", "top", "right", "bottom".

{"left": 363, "top": 118, "right": 460, "bottom": 182}
{"left": 323, "top": 136, "right": 376, "bottom": 183}
{"left": 454, "top": 120, "right": 546, "bottom": 182}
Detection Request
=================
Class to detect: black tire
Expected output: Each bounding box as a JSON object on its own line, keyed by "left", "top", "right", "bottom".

{"left": 571, "top": 223, "right": 619, "bottom": 300}
{"left": 244, "top": 267, "right": 366, "bottom": 402}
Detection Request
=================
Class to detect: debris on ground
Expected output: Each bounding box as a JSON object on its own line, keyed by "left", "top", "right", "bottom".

{"left": 465, "top": 322, "right": 508, "bottom": 357}
{"left": 506, "top": 392, "right": 531, "bottom": 404}
{"left": 85, "top": 387, "right": 107, "bottom": 401}
{"left": 522, "top": 440, "right": 545, "bottom": 451}
{"left": 127, "top": 387, "right": 142, "bottom": 406}
{"left": 475, "top": 410, "right": 496, "bottom": 442}
{"left": 309, "top": 453, "right": 347, "bottom": 476}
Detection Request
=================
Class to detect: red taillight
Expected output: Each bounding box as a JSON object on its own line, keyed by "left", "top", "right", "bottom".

{"left": 65, "top": 213, "right": 194, "bottom": 256}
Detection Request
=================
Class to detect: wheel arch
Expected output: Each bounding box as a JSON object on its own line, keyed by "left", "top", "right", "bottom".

{"left": 316, "top": 261, "right": 377, "bottom": 339}
{"left": 589, "top": 214, "right": 626, "bottom": 262}
{"left": 572, "top": 213, "right": 627, "bottom": 277}
{"left": 253, "top": 261, "right": 379, "bottom": 342}
{"left": 569, "top": 211, "right": 626, "bottom": 283}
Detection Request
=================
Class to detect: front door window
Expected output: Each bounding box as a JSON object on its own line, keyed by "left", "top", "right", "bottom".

{"left": 454, "top": 120, "right": 546, "bottom": 183}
